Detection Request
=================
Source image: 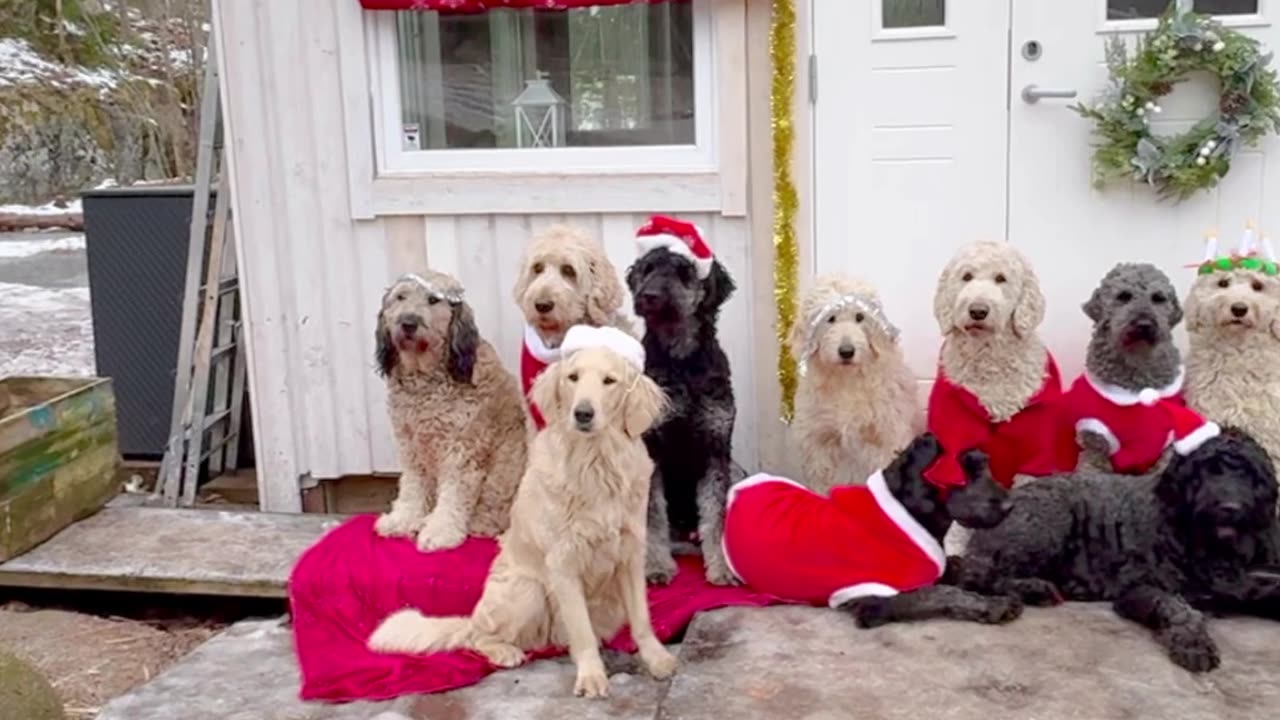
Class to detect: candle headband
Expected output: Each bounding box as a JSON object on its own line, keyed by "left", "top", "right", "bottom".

{"left": 798, "top": 292, "right": 899, "bottom": 375}
{"left": 399, "top": 273, "right": 465, "bottom": 305}
{"left": 1189, "top": 223, "right": 1279, "bottom": 277}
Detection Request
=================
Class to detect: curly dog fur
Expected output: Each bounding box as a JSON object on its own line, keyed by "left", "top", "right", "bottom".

{"left": 949, "top": 428, "right": 1280, "bottom": 673}
{"left": 1186, "top": 268, "right": 1280, "bottom": 465}
{"left": 626, "top": 248, "right": 738, "bottom": 586}
{"left": 513, "top": 224, "right": 635, "bottom": 349}
{"left": 933, "top": 241, "right": 1049, "bottom": 423}
{"left": 835, "top": 434, "right": 1021, "bottom": 628}
{"left": 1076, "top": 263, "right": 1183, "bottom": 465}
{"left": 789, "top": 275, "right": 919, "bottom": 494}
{"left": 368, "top": 346, "right": 674, "bottom": 699}
{"left": 373, "top": 271, "right": 529, "bottom": 551}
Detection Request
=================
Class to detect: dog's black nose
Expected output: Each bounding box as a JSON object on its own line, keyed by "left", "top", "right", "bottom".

{"left": 399, "top": 319, "right": 418, "bottom": 335}
{"left": 573, "top": 404, "right": 595, "bottom": 426}
{"left": 534, "top": 300, "right": 555, "bottom": 314}
{"left": 838, "top": 344, "right": 856, "bottom": 360}
{"left": 1231, "top": 303, "right": 1249, "bottom": 318}
{"left": 968, "top": 304, "right": 989, "bottom": 321}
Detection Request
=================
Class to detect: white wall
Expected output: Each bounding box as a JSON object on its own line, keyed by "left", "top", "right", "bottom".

{"left": 212, "top": 0, "right": 759, "bottom": 510}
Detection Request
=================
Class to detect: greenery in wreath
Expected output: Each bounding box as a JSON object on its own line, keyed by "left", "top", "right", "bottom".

{"left": 1072, "top": 6, "right": 1280, "bottom": 201}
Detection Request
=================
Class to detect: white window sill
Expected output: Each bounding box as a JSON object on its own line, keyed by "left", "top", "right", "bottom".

{"left": 362, "top": 169, "right": 725, "bottom": 217}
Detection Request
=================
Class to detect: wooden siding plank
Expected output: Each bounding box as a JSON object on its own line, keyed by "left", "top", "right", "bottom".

{"left": 384, "top": 216, "right": 429, "bottom": 276}
{"left": 714, "top": 0, "right": 749, "bottom": 217}
{"left": 357, "top": 221, "right": 398, "bottom": 474}
{"left": 707, "top": 213, "right": 757, "bottom": 470}
{"left": 490, "top": 216, "right": 532, "bottom": 370}
{"left": 214, "top": 0, "right": 302, "bottom": 511}
{"left": 450, "top": 217, "right": 503, "bottom": 345}
{"left": 334, "top": 0, "right": 375, "bottom": 219}
{"left": 424, "top": 216, "right": 461, "bottom": 278}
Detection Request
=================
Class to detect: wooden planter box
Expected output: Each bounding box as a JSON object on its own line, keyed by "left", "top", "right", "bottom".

{"left": 0, "top": 377, "right": 121, "bottom": 562}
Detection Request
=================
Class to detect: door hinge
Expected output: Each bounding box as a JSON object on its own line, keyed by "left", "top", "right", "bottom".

{"left": 808, "top": 54, "right": 818, "bottom": 104}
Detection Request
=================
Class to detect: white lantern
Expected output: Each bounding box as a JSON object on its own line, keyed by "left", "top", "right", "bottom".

{"left": 512, "top": 71, "right": 567, "bottom": 149}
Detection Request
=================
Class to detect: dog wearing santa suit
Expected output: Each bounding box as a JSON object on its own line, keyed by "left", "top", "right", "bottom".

{"left": 722, "top": 433, "right": 1020, "bottom": 625}
{"left": 927, "top": 241, "right": 1065, "bottom": 490}
{"left": 1059, "top": 263, "right": 1186, "bottom": 474}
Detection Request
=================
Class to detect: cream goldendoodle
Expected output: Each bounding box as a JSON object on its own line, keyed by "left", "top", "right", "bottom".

{"left": 1185, "top": 256, "right": 1280, "bottom": 464}
{"left": 369, "top": 326, "right": 675, "bottom": 699}
{"left": 788, "top": 274, "right": 919, "bottom": 494}
{"left": 373, "top": 271, "right": 529, "bottom": 551}
{"left": 514, "top": 224, "right": 634, "bottom": 349}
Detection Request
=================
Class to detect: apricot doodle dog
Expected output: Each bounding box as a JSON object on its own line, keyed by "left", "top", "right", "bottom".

{"left": 369, "top": 326, "right": 676, "bottom": 699}
{"left": 513, "top": 224, "right": 635, "bottom": 428}
{"left": 373, "top": 271, "right": 529, "bottom": 551}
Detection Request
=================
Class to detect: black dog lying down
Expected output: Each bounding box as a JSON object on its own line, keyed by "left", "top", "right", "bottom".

{"left": 835, "top": 433, "right": 1023, "bottom": 627}
{"left": 942, "top": 427, "right": 1280, "bottom": 672}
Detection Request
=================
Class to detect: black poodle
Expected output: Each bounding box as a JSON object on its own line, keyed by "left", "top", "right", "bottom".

{"left": 626, "top": 246, "right": 738, "bottom": 586}
{"left": 838, "top": 435, "right": 1022, "bottom": 627}
{"left": 947, "top": 427, "right": 1280, "bottom": 673}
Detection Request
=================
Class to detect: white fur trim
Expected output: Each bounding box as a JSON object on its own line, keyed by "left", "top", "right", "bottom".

{"left": 722, "top": 473, "right": 814, "bottom": 583}
{"left": 636, "top": 233, "right": 713, "bottom": 279}
{"left": 1174, "top": 421, "right": 1220, "bottom": 455}
{"left": 866, "top": 470, "right": 946, "bottom": 574}
{"left": 828, "top": 582, "right": 900, "bottom": 608}
{"left": 1075, "top": 418, "right": 1120, "bottom": 455}
{"left": 1084, "top": 366, "right": 1184, "bottom": 407}
{"left": 523, "top": 325, "right": 560, "bottom": 364}
{"left": 561, "top": 325, "right": 645, "bottom": 371}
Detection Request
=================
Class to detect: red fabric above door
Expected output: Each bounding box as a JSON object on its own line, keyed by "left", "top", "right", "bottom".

{"left": 359, "top": 0, "right": 674, "bottom": 12}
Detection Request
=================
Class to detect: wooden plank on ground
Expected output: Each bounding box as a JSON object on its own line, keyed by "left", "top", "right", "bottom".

{"left": 0, "top": 507, "right": 342, "bottom": 598}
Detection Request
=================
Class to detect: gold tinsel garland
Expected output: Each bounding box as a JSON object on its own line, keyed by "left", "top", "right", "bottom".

{"left": 771, "top": 0, "right": 799, "bottom": 421}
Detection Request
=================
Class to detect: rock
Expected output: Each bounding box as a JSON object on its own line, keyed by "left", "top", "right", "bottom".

{"left": 0, "top": 649, "right": 64, "bottom": 720}
{"left": 663, "top": 604, "right": 1280, "bottom": 720}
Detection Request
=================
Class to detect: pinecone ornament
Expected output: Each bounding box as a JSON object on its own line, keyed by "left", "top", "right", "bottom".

{"left": 1221, "top": 91, "right": 1249, "bottom": 115}
{"left": 1150, "top": 80, "right": 1174, "bottom": 96}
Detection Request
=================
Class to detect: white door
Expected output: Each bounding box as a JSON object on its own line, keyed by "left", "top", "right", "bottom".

{"left": 812, "top": 0, "right": 1011, "bottom": 379}
{"left": 1010, "top": 0, "right": 1280, "bottom": 378}
{"left": 814, "top": 0, "right": 1280, "bottom": 381}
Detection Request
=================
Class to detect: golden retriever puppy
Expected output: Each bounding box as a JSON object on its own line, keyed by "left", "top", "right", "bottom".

{"left": 514, "top": 225, "right": 635, "bottom": 429}
{"left": 1186, "top": 238, "right": 1280, "bottom": 464}
{"left": 372, "top": 271, "right": 529, "bottom": 551}
{"left": 788, "top": 274, "right": 919, "bottom": 494}
{"left": 368, "top": 326, "right": 676, "bottom": 699}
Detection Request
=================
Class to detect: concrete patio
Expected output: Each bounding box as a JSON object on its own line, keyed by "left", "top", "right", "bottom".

{"left": 96, "top": 603, "right": 1280, "bottom": 720}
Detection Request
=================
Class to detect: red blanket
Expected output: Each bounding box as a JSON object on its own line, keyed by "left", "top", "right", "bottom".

{"left": 290, "top": 515, "right": 783, "bottom": 702}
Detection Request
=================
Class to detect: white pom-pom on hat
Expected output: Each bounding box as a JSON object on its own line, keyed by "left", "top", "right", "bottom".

{"left": 635, "top": 215, "right": 714, "bottom": 279}
{"left": 560, "top": 325, "right": 645, "bottom": 372}
{"left": 1138, "top": 388, "right": 1161, "bottom": 407}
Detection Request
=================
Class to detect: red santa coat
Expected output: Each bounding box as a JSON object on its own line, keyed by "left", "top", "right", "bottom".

{"left": 721, "top": 472, "right": 946, "bottom": 607}
{"left": 1058, "top": 368, "right": 1185, "bottom": 474}
{"left": 520, "top": 326, "right": 560, "bottom": 431}
{"left": 926, "top": 355, "right": 1065, "bottom": 489}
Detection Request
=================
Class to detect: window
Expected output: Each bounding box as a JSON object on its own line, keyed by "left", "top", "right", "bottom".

{"left": 1193, "top": 0, "right": 1259, "bottom": 14}
{"left": 1107, "top": 0, "right": 1176, "bottom": 20}
{"left": 882, "top": 0, "right": 945, "bottom": 29}
{"left": 370, "top": 0, "right": 716, "bottom": 174}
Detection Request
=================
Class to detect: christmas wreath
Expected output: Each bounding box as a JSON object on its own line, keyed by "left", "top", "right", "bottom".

{"left": 1073, "top": 6, "right": 1280, "bottom": 201}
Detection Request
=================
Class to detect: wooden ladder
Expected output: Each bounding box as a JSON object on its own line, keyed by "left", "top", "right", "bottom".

{"left": 158, "top": 36, "right": 248, "bottom": 507}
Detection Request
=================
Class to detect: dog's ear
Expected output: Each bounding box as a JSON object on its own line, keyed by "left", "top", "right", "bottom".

{"left": 1271, "top": 316, "right": 1280, "bottom": 342}
{"left": 446, "top": 301, "right": 479, "bottom": 385}
{"left": 698, "top": 260, "right": 736, "bottom": 315}
{"left": 787, "top": 304, "right": 812, "bottom": 362}
{"left": 625, "top": 260, "right": 643, "bottom": 295}
{"left": 1183, "top": 285, "right": 1207, "bottom": 334}
{"left": 1165, "top": 285, "right": 1184, "bottom": 327}
{"left": 374, "top": 308, "right": 397, "bottom": 378}
{"left": 932, "top": 261, "right": 959, "bottom": 332}
{"left": 585, "top": 253, "right": 625, "bottom": 326}
{"left": 1011, "top": 270, "right": 1046, "bottom": 338}
{"left": 623, "top": 371, "right": 667, "bottom": 439}
{"left": 1082, "top": 286, "right": 1105, "bottom": 324}
{"left": 530, "top": 361, "right": 563, "bottom": 426}
{"left": 512, "top": 250, "right": 533, "bottom": 307}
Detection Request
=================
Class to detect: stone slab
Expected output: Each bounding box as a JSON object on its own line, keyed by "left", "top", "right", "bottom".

{"left": 95, "top": 618, "right": 672, "bottom": 720}
{"left": 663, "top": 605, "right": 1280, "bottom": 720}
{"left": 0, "top": 506, "right": 342, "bottom": 597}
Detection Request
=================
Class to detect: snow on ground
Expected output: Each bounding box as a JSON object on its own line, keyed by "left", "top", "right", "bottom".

{"left": 0, "top": 281, "right": 95, "bottom": 377}
{"left": 0, "top": 37, "right": 121, "bottom": 89}
{"left": 0, "top": 234, "right": 86, "bottom": 259}
{"left": 0, "top": 180, "right": 116, "bottom": 216}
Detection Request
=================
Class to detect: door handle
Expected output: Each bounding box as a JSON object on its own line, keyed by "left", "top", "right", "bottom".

{"left": 1021, "top": 84, "right": 1077, "bottom": 103}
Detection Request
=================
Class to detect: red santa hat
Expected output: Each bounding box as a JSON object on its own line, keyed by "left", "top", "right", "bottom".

{"left": 636, "top": 215, "right": 714, "bottom": 279}
{"left": 1155, "top": 400, "right": 1220, "bottom": 456}
{"left": 560, "top": 325, "right": 645, "bottom": 372}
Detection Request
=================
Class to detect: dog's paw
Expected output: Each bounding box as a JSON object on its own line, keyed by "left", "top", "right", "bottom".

{"left": 1007, "top": 578, "right": 1064, "bottom": 607}
{"left": 640, "top": 645, "right": 678, "bottom": 680}
{"left": 1167, "top": 626, "right": 1221, "bottom": 673}
{"left": 979, "top": 596, "right": 1024, "bottom": 624}
{"left": 416, "top": 521, "right": 466, "bottom": 552}
{"left": 573, "top": 665, "right": 610, "bottom": 699}
{"left": 849, "top": 598, "right": 894, "bottom": 629}
{"left": 478, "top": 642, "right": 526, "bottom": 669}
{"left": 374, "top": 509, "right": 421, "bottom": 538}
{"left": 703, "top": 563, "right": 740, "bottom": 587}
{"left": 645, "top": 555, "right": 678, "bottom": 586}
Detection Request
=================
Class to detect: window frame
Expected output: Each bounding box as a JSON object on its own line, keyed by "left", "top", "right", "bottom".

{"left": 1099, "top": 0, "right": 1269, "bottom": 34}
{"left": 367, "top": 0, "right": 719, "bottom": 176}
{"left": 872, "top": 0, "right": 954, "bottom": 42}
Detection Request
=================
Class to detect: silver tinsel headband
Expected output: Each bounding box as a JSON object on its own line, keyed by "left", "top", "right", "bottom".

{"left": 400, "top": 273, "right": 464, "bottom": 305}
{"left": 799, "top": 293, "right": 899, "bottom": 375}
